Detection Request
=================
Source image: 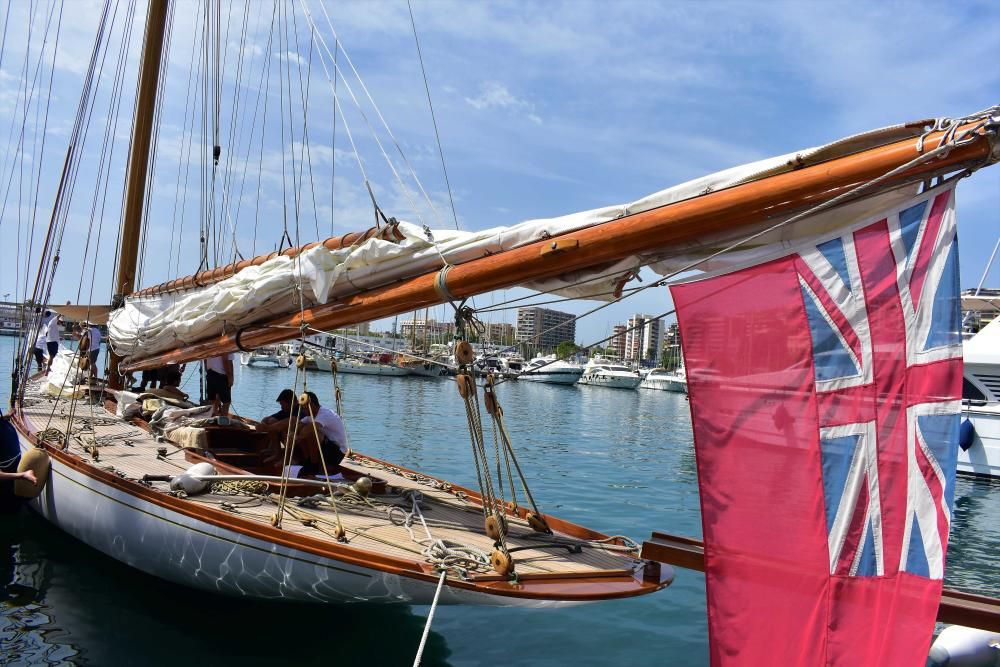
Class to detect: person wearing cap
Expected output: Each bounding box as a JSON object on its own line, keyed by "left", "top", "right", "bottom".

{"left": 258, "top": 389, "right": 300, "bottom": 462}
{"left": 77, "top": 321, "right": 102, "bottom": 384}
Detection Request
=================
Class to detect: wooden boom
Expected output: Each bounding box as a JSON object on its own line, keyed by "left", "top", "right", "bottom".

{"left": 122, "top": 121, "right": 997, "bottom": 371}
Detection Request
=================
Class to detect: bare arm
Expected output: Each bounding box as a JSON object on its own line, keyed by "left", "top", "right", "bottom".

{"left": 0, "top": 470, "right": 36, "bottom": 484}
{"left": 224, "top": 356, "right": 234, "bottom": 386}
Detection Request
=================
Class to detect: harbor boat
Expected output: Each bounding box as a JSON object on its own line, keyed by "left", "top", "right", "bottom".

{"left": 639, "top": 367, "right": 688, "bottom": 394}
{"left": 239, "top": 346, "right": 291, "bottom": 369}
{"left": 959, "top": 316, "right": 1000, "bottom": 478}
{"left": 397, "top": 347, "right": 453, "bottom": 378}
{"left": 519, "top": 355, "right": 585, "bottom": 385}
{"left": 315, "top": 354, "right": 410, "bottom": 377}
{"left": 577, "top": 358, "right": 641, "bottom": 390}
{"left": 4, "top": 0, "right": 998, "bottom": 648}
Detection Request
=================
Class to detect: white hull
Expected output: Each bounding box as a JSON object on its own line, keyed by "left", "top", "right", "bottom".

{"left": 957, "top": 406, "right": 1000, "bottom": 478}
{"left": 313, "top": 357, "right": 410, "bottom": 376}
{"left": 240, "top": 351, "right": 291, "bottom": 368}
{"left": 577, "top": 375, "right": 641, "bottom": 390}
{"left": 520, "top": 370, "right": 583, "bottom": 385}
{"left": 404, "top": 362, "right": 451, "bottom": 378}
{"left": 15, "top": 432, "right": 575, "bottom": 607}
{"left": 640, "top": 376, "right": 688, "bottom": 393}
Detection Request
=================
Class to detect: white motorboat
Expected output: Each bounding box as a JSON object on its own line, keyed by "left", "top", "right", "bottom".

{"left": 959, "top": 317, "right": 1000, "bottom": 478}
{"left": 640, "top": 368, "right": 688, "bottom": 393}
{"left": 239, "top": 346, "right": 291, "bottom": 368}
{"left": 519, "top": 355, "right": 585, "bottom": 385}
{"left": 577, "top": 358, "right": 641, "bottom": 390}
{"left": 499, "top": 355, "right": 526, "bottom": 379}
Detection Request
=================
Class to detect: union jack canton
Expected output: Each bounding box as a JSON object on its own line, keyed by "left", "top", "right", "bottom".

{"left": 794, "top": 186, "right": 962, "bottom": 580}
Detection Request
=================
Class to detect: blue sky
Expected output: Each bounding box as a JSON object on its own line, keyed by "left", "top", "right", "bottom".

{"left": 0, "top": 0, "right": 997, "bottom": 346}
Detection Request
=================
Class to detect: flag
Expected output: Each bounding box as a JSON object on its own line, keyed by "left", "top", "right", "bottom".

{"left": 671, "top": 186, "right": 962, "bottom": 666}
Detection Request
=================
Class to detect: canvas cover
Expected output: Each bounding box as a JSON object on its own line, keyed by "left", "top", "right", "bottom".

{"left": 670, "top": 185, "right": 963, "bottom": 665}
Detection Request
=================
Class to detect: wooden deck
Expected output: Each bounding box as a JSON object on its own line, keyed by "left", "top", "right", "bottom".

{"left": 19, "top": 383, "right": 641, "bottom": 582}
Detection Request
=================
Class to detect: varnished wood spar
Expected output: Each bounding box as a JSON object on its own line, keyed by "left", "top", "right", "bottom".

{"left": 130, "top": 225, "right": 402, "bottom": 297}
{"left": 108, "top": 0, "right": 170, "bottom": 389}
{"left": 640, "top": 531, "right": 1000, "bottom": 631}
{"left": 123, "top": 122, "right": 996, "bottom": 372}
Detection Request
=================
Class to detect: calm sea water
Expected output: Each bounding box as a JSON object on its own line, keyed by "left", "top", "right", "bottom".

{"left": 0, "top": 336, "right": 997, "bottom": 666}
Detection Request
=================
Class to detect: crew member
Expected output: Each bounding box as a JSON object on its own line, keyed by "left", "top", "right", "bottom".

{"left": 89, "top": 322, "right": 101, "bottom": 381}
{"left": 32, "top": 310, "right": 53, "bottom": 373}
{"left": 258, "top": 389, "right": 299, "bottom": 460}
{"left": 203, "top": 354, "right": 235, "bottom": 415}
{"left": 295, "top": 392, "right": 347, "bottom": 477}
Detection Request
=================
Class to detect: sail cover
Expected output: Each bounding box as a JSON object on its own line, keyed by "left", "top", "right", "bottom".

{"left": 671, "top": 185, "right": 962, "bottom": 665}
{"left": 108, "top": 122, "right": 931, "bottom": 360}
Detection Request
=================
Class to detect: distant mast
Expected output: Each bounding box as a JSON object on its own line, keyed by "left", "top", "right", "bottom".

{"left": 109, "top": 0, "right": 170, "bottom": 388}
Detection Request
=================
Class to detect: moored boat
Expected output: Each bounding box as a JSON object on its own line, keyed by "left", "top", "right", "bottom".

{"left": 639, "top": 368, "right": 688, "bottom": 393}
{"left": 959, "top": 317, "right": 1000, "bottom": 478}
{"left": 239, "top": 346, "right": 291, "bottom": 368}
{"left": 519, "top": 355, "right": 585, "bottom": 385}
{"left": 577, "top": 358, "right": 641, "bottom": 390}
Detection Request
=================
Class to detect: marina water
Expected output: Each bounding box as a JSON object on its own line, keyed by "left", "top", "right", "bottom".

{"left": 1, "top": 336, "right": 997, "bottom": 665}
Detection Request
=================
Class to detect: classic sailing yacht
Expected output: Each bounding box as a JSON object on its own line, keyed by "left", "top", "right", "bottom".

{"left": 3, "top": 1, "right": 998, "bottom": 640}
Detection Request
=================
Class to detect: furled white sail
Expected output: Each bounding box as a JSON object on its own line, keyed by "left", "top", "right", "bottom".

{"left": 108, "top": 123, "right": 929, "bottom": 360}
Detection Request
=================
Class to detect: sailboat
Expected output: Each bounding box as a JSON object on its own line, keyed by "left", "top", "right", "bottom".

{"left": 3, "top": 1, "right": 998, "bottom": 645}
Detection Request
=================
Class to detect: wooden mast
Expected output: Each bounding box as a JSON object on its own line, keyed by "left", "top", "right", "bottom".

{"left": 121, "top": 120, "right": 997, "bottom": 372}
{"left": 108, "top": 0, "right": 170, "bottom": 388}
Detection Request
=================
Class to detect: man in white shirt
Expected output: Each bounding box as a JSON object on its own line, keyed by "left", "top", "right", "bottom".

{"left": 38, "top": 311, "right": 61, "bottom": 374}
{"left": 203, "top": 354, "right": 235, "bottom": 415}
{"left": 296, "top": 391, "right": 348, "bottom": 476}
{"left": 32, "top": 310, "right": 52, "bottom": 373}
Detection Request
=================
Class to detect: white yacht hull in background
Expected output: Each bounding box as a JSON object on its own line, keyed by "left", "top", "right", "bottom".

{"left": 520, "top": 370, "right": 583, "bottom": 385}
{"left": 640, "top": 375, "right": 688, "bottom": 393}
{"left": 957, "top": 406, "right": 1000, "bottom": 478}
{"left": 313, "top": 356, "right": 410, "bottom": 376}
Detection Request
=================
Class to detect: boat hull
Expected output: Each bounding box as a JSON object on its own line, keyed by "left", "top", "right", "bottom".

{"left": 314, "top": 357, "right": 410, "bottom": 376}
{"left": 15, "top": 429, "right": 593, "bottom": 607}
{"left": 577, "top": 375, "right": 640, "bottom": 390}
{"left": 520, "top": 371, "right": 583, "bottom": 385}
{"left": 957, "top": 406, "right": 1000, "bottom": 479}
{"left": 639, "top": 377, "right": 688, "bottom": 393}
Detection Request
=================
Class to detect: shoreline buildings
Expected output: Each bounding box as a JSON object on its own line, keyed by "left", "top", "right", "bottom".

{"left": 516, "top": 307, "right": 576, "bottom": 350}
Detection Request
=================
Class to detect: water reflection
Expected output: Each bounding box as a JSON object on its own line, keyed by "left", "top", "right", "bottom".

{"left": 0, "top": 513, "right": 453, "bottom": 666}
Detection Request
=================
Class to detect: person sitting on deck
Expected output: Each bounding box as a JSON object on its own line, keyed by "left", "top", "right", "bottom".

{"left": 157, "top": 366, "right": 188, "bottom": 401}
{"left": 293, "top": 392, "right": 347, "bottom": 477}
{"left": 258, "top": 389, "right": 300, "bottom": 462}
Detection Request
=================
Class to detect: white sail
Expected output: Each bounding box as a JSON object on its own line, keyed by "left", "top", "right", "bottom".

{"left": 109, "top": 122, "right": 930, "bottom": 360}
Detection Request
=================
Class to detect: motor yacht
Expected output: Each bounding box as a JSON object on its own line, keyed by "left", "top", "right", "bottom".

{"left": 577, "top": 357, "right": 641, "bottom": 389}
{"left": 519, "top": 355, "right": 585, "bottom": 385}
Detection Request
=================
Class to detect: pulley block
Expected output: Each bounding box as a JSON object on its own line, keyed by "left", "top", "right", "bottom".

{"left": 456, "top": 373, "right": 475, "bottom": 399}
{"left": 526, "top": 512, "right": 550, "bottom": 534}
{"left": 295, "top": 354, "right": 307, "bottom": 368}
{"left": 455, "top": 340, "right": 475, "bottom": 365}
{"left": 490, "top": 549, "right": 513, "bottom": 577}
{"left": 485, "top": 514, "right": 507, "bottom": 541}
{"left": 298, "top": 392, "right": 310, "bottom": 407}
